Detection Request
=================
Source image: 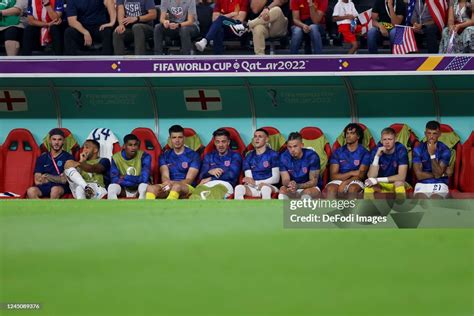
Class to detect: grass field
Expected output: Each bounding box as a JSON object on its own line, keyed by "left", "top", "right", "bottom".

{"left": 1, "top": 200, "right": 473, "bottom": 316}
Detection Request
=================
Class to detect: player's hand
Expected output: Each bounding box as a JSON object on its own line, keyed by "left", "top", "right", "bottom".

{"left": 41, "top": 174, "right": 50, "bottom": 184}
{"left": 376, "top": 146, "right": 385, "bottom": 157}
{"left": 200, "top": 177, "right": 211, "bottom": 184}
{"left": 365, "top": 177, "right": 378, "bottom": 187}
{"left": 427, "top": 141, "right": 436, "bottom": 155}
{"left": 303, "top": 24, "right": 311, "bottom": 33}
{"left": 243, "top": 177, "right": 255, "bottom": 186}
{"left": 288, "top": 181, "right": 297, "bottom": 193}
{"left": 115, "top": 24, "right": 125, "bottom": 34}
{"left": 209, "top": 168, "right": 224, "bottom": 178}
{"left": 379, "top": 25, "right": 388, "bottom": 37}
{"left": 161, "top": 180, "right": 171, "bottom": 191}
{"left": 163, "top": 20, "right": 170, "bottom": 28}
{"left": 83, "top": 31, "right": 92, "bottom": 46}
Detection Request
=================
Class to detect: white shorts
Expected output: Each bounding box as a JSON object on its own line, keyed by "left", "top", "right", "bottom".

{"left": 203, "top": 180, "right": 234, "bottom": 195}
{"left": 69, "top": 182, "right": 107, "bottom": 200}
{"left": 414, "top": 183, "right": 449, "bottom": 198}
{"left": 244, "top": 184, "right": 279, "bottom": 197}
{"left": 296, "top": 186, "right": 321, "bottom": 194}
{"left": 326, "top": 179, "right": 364, "bottom": 193}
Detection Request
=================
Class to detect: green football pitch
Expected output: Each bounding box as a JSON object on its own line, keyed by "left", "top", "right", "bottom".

{"left": 1, "top": 200, "right": 473, "bottom": 316}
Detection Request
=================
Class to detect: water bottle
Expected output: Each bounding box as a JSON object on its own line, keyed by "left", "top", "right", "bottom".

{"left": 351, "top": 18, "right": 358, "bottom": 33}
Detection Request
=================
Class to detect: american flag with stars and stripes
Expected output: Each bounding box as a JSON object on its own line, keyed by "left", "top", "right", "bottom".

{"left": 406, "top": 0, "right": 416, "bottom": 25}
{"left": 392, "top": 25, "right": 418, "bottom": 54}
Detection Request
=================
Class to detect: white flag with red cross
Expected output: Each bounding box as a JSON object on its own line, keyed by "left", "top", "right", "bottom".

{"left": 358, "top": 9, "right": 373, "bottom": 35}
{"left": 184, "top": 89, "right": 222, "bottom": 111}
{"left": 0, "top": 90, "right": 28, "bottom": 112}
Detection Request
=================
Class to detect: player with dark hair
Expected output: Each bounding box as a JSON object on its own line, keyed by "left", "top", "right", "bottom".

{"left": 26, "top": 128, "right": 74, "bottom": 199}
{"left": 413, "top": 121, "right": 451, "bottom": 198}
{"left": 108, "top": 134, "right": 151, "bottom": 199}
{"left": 278, "top": 132, "right": 320, "bottom": 199}
{"left": 325, "top": 123, "right": 370, "bottom": 198}
{"left": 64, "top": 139, "right": 111, "bottom": 199}
{"left": 146, "top": 125, "right": 201, "bottom": 200}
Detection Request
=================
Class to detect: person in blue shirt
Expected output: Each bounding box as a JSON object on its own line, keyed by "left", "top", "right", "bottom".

{"left": 413, "top": 121, "right": 451, "bottom": 198}
{"left": 27, "top": 128, "right": 74, "bottom": 199}
{"left": 198, "top": 128, "right": 242, "bottom": 198}
{"left": 364, "top": 127, "right": 409, "bottom": 198}
{"left": 64, "top": 0, "right": 116, "bottom": 55}
{"left": 146, "top": 125, "right": 201, "bottom": 200}
{"left": 108, "top": 134, "right": 151, "bottom": 199}
{"left": 234, "top": 128, "right": 280, "bottom": 200}
{"left": 64, "top": 139, "right": 110, "bottom": 199}
{"left": 325, "top": 123, "right": 370, "bottom": 199}
{"left": 278, "top": 132, "right": 321, "bottom": 200}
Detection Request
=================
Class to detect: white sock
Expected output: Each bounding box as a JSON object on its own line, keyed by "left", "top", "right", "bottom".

{"left": 65, "top": 168, "right": 87, "bottom": 189}
{"left": 234, "top": 185, "right": 246, "bottom": 200}
{"left": 138, "top": 183, "right": 148, "bottom": 199}
{"left": 107, "top": 183, "right": 121, "bottom": 199}
{"left": 261, "top": 186, "right": 272, "bottom": 200}
{"left": 278, "top": 193, "right": 289, "bottom": 200}
{"left": 75, "top": 186, "right": 86, "bottom": 199}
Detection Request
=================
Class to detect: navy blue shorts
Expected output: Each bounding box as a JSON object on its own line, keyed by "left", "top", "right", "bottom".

{"left": 37, "top": 183, "right": 69, "bottom": 197}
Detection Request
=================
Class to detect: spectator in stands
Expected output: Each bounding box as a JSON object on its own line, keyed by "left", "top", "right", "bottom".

{"left": 108, "top": 134, "right": 151, "bottom": 199}
{"left": 0, "top": 0, "right": 27, "bottom": 56}
{"left": 278, "top": 132, "right": 321, "bottom": 200}
{"left": 332, "top": 0, "right": 360, "bottom": 54}
{"left": 411, "top": 0, "right": 442, "bottom": 53}
{"left": 368, "top": 0, "right": 405, "bottom": 54}
{"left": 22, "top": 0, "right": 64, "bottom": 55}
{"left": 64, "top": 0, "right": 116, "bottom": 55}
{"left": 235, "top": 128, "right": 280, "bottom": 199}
{"left": 439, "top": 0, "right": 473, "bottom": 53}
{"left": 413, "top": 121, "right": 451, "bottom": 198}
{"left": 146, "top": 125, "right": 201, "bottom": 200}
{"left": 364, "top": 127, "right": 409, "bottom": 199}
{"left": 289, "top": 0, "right": 328, "bottom": 54}
{"left": 153, "top": 0, "right": 199, "bottom": 55}
{"left": 27, "top": 128, "right": 74, "bottom": 199}
{"left": 232, "top": 0, "right": 288, "bottom": 55}
{"left": 64, "top": 139, "right": 110, "bottom": 199}
{"left": 192, "top": 128, "right": 242, "bottom": 199}
{"left": 325, "top": 123, "right": 370, "bottom": 199}
{"left": 194, "top": 0, "right": 249, "bottom": 54}
{"left": 113, "top": 0, "right": 157, "bottom": 55}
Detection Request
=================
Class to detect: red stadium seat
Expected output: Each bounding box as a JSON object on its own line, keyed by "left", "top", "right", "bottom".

{"left": 0, "top": 128, "right": 41, "bottom": 198}
{"left": 332, "top": 123, "right": 377, "bottom": 152}
{"left": 131, "top": 127, "right": 163, "bottom": 184}
{"left": 40, "top": 127, "right": 80, "bottom": 160}
{"left": 458, "top": 131, "right": 474, "bottom": 193}
{"left": 299, "top": 126, "right": 332, "bottom": 187}
{"left": 164, "top": 127, "right": 204, "bottom": 155}
{"left": 246, "top": 126, "right": 286, "bottom": 153}
{"left": 202, "top": 127, "right": 247, "bottom": 158}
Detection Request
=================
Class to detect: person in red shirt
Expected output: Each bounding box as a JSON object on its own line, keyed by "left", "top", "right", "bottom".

{"left": 290, "top": 0, "right": 327, "bottom": 53}
{"left": 194, "top": 0, "right": 248, "bottom": 54}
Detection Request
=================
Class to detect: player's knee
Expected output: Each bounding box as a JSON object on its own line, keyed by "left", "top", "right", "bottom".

{"left": 347, "top": 184, "right": 362, "bottom": 193}
{"left": 325, "top": 184, "right": 337, "bottom": 194}
{"left": 50, "top": 186, "right": 64, "bottom": 198}
{"left": 108, "top": 183, "right": 121, "bottom": 192}
{"left": 171, "top": 183, "right": 182, "bottom": 193}
{"left": 26, "top": 186, "right": 40, "bottom": 198}
{"left": 64, "top": 160, "right": 76, "bottom": 169}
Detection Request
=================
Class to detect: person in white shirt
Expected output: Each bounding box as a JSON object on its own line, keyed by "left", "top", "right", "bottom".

{"left": 332, "top": 0, "right": 360, "bottom": 54}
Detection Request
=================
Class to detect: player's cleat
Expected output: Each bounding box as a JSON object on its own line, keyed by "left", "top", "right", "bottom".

{"left": 85, "top": 185, "right": 95, "bottom": 199}
{"left": 230, "top": 23, "right": 249, "bottom": 37}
